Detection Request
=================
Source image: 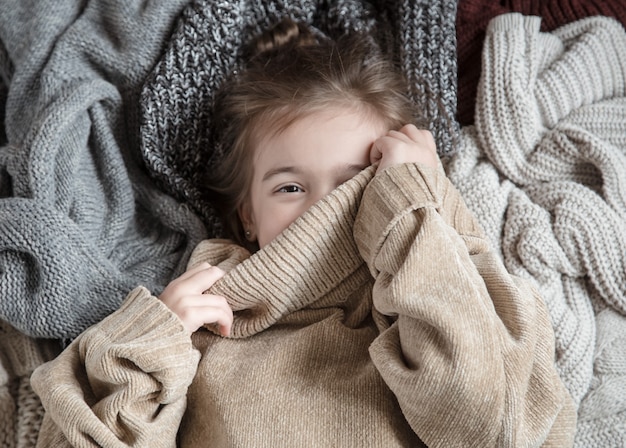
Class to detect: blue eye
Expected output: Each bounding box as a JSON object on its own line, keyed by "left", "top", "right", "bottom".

{"left": 277, "top": 185, "right": 303, "bottom": 193}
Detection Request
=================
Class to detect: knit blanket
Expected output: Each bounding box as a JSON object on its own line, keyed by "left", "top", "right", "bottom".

{"left": 448, "top": 13, "right": 626, "bottom": 447}
{"left": 455, "top": 0, "right": 626, "bottom": 126}
{"left": 0, "top": 0, "right": 207, "bottom": 341}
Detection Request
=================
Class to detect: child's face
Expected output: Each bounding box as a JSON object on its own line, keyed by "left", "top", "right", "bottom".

{"left": 239, "top": 108, "right": 387, "bottom": 248}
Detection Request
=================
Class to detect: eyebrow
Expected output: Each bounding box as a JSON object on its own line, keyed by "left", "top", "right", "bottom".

{"left": 261, "top": 163, "right": 368, "bottom": 183}
{"left": 261, "top": 166, "right": 301, "bottom": 182}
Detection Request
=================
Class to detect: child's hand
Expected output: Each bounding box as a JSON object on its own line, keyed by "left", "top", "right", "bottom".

{"left": 370, "top": 124, "right": 438, "bottom": 173}
{"left": 159, "top": 262, "right": 233, "bottom": 336}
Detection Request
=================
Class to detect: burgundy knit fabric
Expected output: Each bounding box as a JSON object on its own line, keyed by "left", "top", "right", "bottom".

{"left": 456, "top": 0, "right": 626, "bottom": 126}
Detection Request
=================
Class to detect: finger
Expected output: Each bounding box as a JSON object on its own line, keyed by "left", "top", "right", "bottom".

{"left": 398, "top": 123, "right": 422, "bottom": 139}
{"left": 191, "top": 265, "right": 226, "bottom": 289}
{"left": 175, "top": 261, "right": 214, "bottom": 282}
{"left": 369, "top": 140, "right": 383, "bottom": 165}
{"left": 386, "top": 129, "right": 413, "bottom": 144}
{"left": 171, "top": 294, "right": 233, "bottom": 334}
{"left": 371, "top": 134, "right": 406, "bottom": 163}
{"left": 175, "top": 265, "right": 226, "bottom": 294}
{"left": 171, "top": 293, "right": 230, "bottom": 310}
{"left": 400, "top": 125, "right": 436, "bottom": 152}
{"left": 194, "top": 301, "right": 234, "bottom": 336}
{"left": 376, "top": 127, "right": 424, "bottom": 154}
{"left": 181, "top": 304, "right": 234, "bottom": 336}
{"left": 160, "top": 266, "right": 226, "bottom": 307}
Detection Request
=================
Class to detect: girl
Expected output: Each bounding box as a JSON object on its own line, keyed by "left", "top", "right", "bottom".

{"left": 31, "top": 18, "right": 575, "bottom": 447}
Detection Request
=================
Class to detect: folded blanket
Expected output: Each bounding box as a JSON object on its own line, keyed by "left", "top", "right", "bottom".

{"left": 0, "top": 0, "right": 211, "bottom": 340}
{"left": 455, "top": 0, "right": 626, "bottom": 126}
{"left": 448, "top": 13, "right": 626, "bottom": 447}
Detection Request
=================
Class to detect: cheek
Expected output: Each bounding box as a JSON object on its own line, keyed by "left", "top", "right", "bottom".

{"left": 255, "top": 204, "right": 303, "bottom": 248}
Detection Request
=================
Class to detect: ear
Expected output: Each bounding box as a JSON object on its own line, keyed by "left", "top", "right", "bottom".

{"left": 237, "top": 201, "right": 257, "bottom": 242}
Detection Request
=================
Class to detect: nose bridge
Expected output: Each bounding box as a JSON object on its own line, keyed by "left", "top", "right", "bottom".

{"left": 308, "top": 180, "right": 336, "bottom": 209}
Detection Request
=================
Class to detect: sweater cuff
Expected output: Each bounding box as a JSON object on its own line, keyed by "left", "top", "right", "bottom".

{"left": 95, "top": 286, "right": 188, "bottom": 343}
{"left": 78, "top": 287, "right": 200, "bottom": 402}
{"left": 354, "top": 162, "right": 447, "bottom": 266}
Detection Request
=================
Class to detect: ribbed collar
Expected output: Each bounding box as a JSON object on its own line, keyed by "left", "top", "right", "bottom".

{"left": 200, "top": 166, "right": 376, "bottom": 338}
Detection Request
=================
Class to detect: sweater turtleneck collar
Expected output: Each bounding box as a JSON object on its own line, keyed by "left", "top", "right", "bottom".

{"left": 192, "top": 166, "right": 376, "bottom": 338}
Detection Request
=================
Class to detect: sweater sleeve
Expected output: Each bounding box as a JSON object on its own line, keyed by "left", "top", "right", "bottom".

{"left": 31, "top": 287, "right": 201, "bottom": 448}
{"left": 354, "top": 163, "right": 577, "bottom": 448}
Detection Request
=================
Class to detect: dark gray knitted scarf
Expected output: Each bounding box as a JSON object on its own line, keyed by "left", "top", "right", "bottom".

{"left": 0, "top": 0, "right": 458, "bottom": 340}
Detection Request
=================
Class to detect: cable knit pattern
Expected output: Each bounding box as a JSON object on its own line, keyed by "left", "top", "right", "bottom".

{"left": 448, "top": 13, "right": 626, "bottom": 447}
{"left": 455, "top": 0, "right": 626, "bottom": 126}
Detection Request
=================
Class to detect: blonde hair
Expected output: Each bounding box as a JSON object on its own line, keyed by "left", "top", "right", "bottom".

{"left": 204, "top": 18, "right": 415, "bottom": 248}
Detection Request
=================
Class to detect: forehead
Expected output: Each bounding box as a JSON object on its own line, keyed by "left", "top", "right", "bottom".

{"left": 252, "top": 108, "right": 387, "bottom": 165}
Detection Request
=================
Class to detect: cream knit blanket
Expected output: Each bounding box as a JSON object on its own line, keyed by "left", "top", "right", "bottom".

{"left": 448, "top": 14, "right": 626, "bottom": 446}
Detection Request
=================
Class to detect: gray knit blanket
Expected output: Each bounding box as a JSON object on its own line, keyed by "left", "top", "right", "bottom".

{"left": 448, "top": 13, "right": 626, "bottom": 447}
{"left": 0, "top": 0, "right": 207, "bottom": 341}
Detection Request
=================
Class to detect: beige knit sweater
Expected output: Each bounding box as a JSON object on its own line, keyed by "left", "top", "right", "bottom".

{"left": 31, "top": 163, "right": 576, "bottom": 447}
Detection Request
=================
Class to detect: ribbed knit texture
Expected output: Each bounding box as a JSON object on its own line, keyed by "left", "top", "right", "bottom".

{"left": 204, "top": 169, "right": 373, "bottom": 338}
{"left": 33, "top": 287, "right": 199, "bottom": 448}
{"left": 139, "top": 0, "right": 460, "bottom": 229}
{"left": 448, "top": 13, "right": 626, "bottom": 447}
{"left": 32, "top": 165, "right": 576, "bottom": 447}
{"left": 456, "top": 0, "right": 626, "bottom": 125}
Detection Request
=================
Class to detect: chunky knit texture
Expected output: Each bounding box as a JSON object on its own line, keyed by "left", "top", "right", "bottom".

{"left": 32, "top": 164, "right": 575, "bottom": 447}
{"left": 456, "top": 0, "right": 626, "bottom": 126}
{"left": 139, "top": 0, "right": 460, "bottom": 229}
{"left": 448, "top": 13, "right": 626, "bottom": 447}
{"left": 0, "top": 0, "right": 208, "bottom": 341}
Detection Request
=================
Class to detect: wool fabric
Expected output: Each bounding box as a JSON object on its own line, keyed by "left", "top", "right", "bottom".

{"left": 0, "top": 0, "right": 208, "bottom": 340}
{"left": 448, "top": 13, "right": 626, "bottom": 447}
{"left": 456, "top": 0, "right": 626, "bottom": 125}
